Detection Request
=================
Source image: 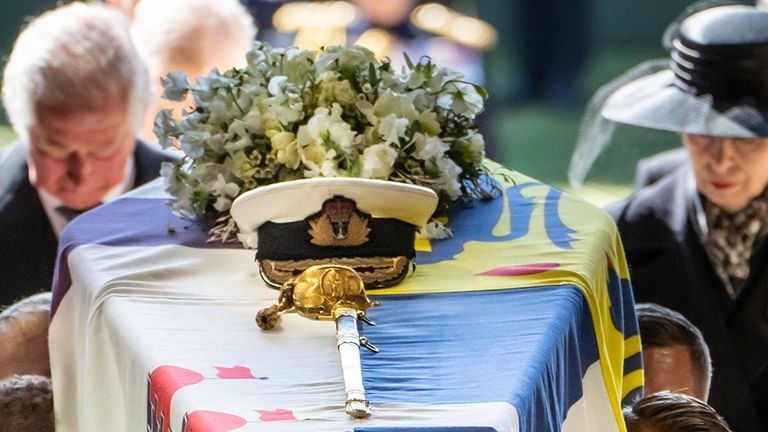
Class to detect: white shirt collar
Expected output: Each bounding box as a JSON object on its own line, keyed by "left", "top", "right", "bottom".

{"left": 36, "top": 155, "right": 135, "bottom": 238}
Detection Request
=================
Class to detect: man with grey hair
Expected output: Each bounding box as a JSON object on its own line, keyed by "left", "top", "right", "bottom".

{"left": 0, "top": 2, "right": 174, "bottom": 305}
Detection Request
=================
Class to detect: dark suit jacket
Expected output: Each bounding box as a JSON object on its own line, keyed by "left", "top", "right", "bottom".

{"left": 0, "top": 140, "right": 175, "bottom": 306}
{"left": 609, "top": 168, "right": 768, "bottom": 432}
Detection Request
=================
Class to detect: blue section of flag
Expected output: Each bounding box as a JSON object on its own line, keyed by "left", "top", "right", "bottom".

{"left": 362, "top": 285, "right": 600, "bottom": 432}
{"left": 543, "top": 188, "right": 577, "bottom": 249}
{"left": 606, "top": 267, "right": 640, "bottom": 340}
{"left": 624, "top": 352, "right": 643, "bottom": 376}
{"left": 417, "top": 183, "right": 578, "bottom": 265}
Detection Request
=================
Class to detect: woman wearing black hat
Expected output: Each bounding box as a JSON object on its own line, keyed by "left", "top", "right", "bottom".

{"left": 571, "top": 5, "right": 768, "bottom": 432}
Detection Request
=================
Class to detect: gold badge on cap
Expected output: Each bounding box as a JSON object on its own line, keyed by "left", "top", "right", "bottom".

{"left": 308, "top": 196, "right": 371, "bottom": 247}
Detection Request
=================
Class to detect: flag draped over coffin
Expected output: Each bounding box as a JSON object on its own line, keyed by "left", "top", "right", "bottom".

{"left": 49, "top": 161, "right": 641, "bottom": 432}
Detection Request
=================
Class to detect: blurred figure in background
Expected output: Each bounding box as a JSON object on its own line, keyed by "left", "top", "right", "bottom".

{"left": 0, "top": 293, "right": 51, "bottom": 380}
{"left": 131, "top": 0, "right": 256, "bottom": 143}
{"left": 266, "top": 0, "right": 494, "bottom": 84}
{"left": 0, "top": 2, "right": 174, "bottom": 303}
{"left": 636, "top": 303, "right": 711, "bottom": 402}
{"left": 624, "top": 392, "right": 732, "bottom": 432}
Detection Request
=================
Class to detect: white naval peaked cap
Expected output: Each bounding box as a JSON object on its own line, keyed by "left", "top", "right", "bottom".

{"left": 230, "top": 177, "right": 439, "bottom": 233}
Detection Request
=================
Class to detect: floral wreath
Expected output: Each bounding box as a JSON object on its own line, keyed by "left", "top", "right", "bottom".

{"left": 155, "top": 42, "right": 496, "bottom": 245}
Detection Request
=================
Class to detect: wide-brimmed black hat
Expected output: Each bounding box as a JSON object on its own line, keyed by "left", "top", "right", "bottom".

{"left": 603, "top": 5, "right": 768, "bottom": 137}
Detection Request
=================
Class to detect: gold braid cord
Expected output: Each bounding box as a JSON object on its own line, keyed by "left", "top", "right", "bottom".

{"left": 259, "top": 256, "right": 408, "bottom": 288}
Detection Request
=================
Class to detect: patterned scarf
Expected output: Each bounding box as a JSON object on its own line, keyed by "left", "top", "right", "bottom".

{"left": 703, "top": 188, "right": 768, "bottom": 298}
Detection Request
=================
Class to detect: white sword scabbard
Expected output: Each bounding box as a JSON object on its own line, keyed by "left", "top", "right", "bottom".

{"left": 335, "top": 307, "right": 370, "bottom": 418}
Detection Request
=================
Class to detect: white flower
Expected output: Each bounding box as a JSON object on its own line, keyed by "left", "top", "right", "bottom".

{"left": 377, "top": 114, "right": 408, "bottom": 146}
{"left": 413, "top": 134, "right": 449, "bottom": 161}
{"left": 283, "top": 49, "right": 316, "bottom": 84}
{"left": 416, "top": 219, "right": 453, "bottom": 240}
{"left": 268, "top": 76, "right": 288, "bottom": 95}
{"left": 407, "top": 89, "right": 436, "bottom": 112}
{"left": 401, "top": 69, "right": 426, "bottom": 88}
{"left": 208, "top": 174, "right": 240, "bottom": 212}
{"left": 428, "top": 67, "right": 464, "bottom": 92}
{"left": 361, "top": 143, "right": 397, "bottom": 179}
{"left": 178, "top": 130, "right": 211, "bottom": 159}
{"left": 458, "top": 133, "right": 485, "bottom": 164}
{"left": 153, "top": 109, "right": 178, "bottom": 149}
{"left": 237, "top": 230, "right": 259, "bottom": 249}
{"left": 373, "top": 89, "right": 417, "bottom": 120}
{"left": 435, "top": 157, "right": 463, "bottom": 200}
{"left": 160, "top": 42, "right": 488, "bottom": 242}
{"left": 328, "top": 121, "right": 356, "bottom": 152}
{"left": 437, "top": 82, "right": 484, "bottom": 118}
{"left": 265, "top": 76, "right": 303, "bottom": 125}
{"left": 271, "top": 131, "right": 300, "bottom": 169}
{"left": 296, "top": 104, "right": 354, "bottom": 154}
{"left": 315, "top": 45, "right": 376, "bottom": 73}
{"left": 320, "top": 155, "right": 342, "bottom": 177}
{"left": 160, "top": 72, "right": 190, "bottom": 102}
{"left": 224, "top": 150, "right": 258, "bottom": 182}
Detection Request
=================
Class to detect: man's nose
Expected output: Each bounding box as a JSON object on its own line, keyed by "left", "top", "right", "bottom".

{"left": 66, "top": 152, "right": 89, "bottom": 185}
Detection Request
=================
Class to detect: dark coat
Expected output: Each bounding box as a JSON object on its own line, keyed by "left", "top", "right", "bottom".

{"left": 0, "top": 140, "right": 175, "bottom": 306}
{"left": 609, "top": 168, "right": 768, "bottom": 432}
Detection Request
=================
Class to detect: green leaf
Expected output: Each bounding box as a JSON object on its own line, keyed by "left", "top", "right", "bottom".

{"left": 368, "top": 62, "right": 379, "bottom": 87}
{"left": 403, "top": 52, "right": 415, "bottom": 70}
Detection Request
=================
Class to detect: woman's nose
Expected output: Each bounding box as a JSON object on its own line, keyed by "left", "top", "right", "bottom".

{"left": 708, "top": 140, "right": 737, "bottom": 173}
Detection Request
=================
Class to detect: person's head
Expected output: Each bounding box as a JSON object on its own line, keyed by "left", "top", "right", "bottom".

{"left": 2, "top": 2, "right": 149, "bottom": 210}
{"left": 636, "top": 303, "right": 711, "bottom": 401}
{"left": 132, "top": 0, "right": 255, "bottom": 81}
{"left": 130, "top": 0, "right": 255, "bottom": 141}
{"left": 0, "top": 293, "right": 52, "bottom": 380}
{"left": 683, "top": 134, "right": 768, "bottom": 213}
{"left": 0, "top": 375, "right": 54, "bottom": 432}
{"left": 571, "top": 6, "right": 768, "bottom": 191}
{"left": 624, "top": 391, "right": 732, "bottom": 432}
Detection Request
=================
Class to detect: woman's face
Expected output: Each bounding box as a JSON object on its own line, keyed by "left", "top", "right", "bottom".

{"left": 683, "top": 134, "right": 768, "bottom": 213}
